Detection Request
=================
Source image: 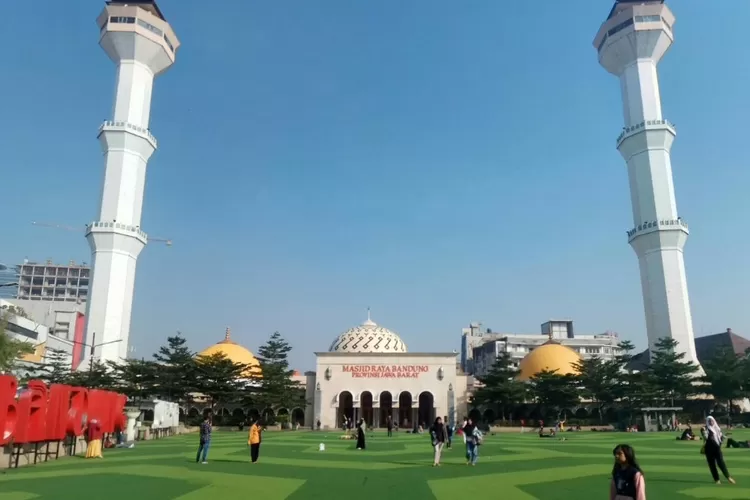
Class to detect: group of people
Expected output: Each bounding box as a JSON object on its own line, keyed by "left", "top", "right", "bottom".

{"left": 611, "top": 416, "right": 738, "bottom": 500}
{"left": 428, "top": 416, "right": 482, "bottom": 467}
{"left": 195, "top": 413, "right": 265, "bottom": 464}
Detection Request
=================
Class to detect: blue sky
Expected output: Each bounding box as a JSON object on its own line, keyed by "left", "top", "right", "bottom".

{"left": 3, "top": 1, "right": 750, "bottom": 371}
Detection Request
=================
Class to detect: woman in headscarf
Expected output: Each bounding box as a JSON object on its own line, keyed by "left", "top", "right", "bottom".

{"left": 704, "top": 416, "right": 735, "bottom": 484}
{"left": 85, "top": 419, "right": 104, "bottom": 459}
{"left": 355, "top": 418, "right": 366, "bottom": 450}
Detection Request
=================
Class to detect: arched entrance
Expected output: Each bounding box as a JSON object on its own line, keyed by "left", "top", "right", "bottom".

{"left": 248, "top": 408, "right": 260, "bottom": 422}
{"left": 338, "top": 391, "right": 354, "bottom": 428}
{"left": 379, "top": 391, "right": 393, "bottom": 428}
{"left": 262, "top": 408, "right": 275, "bottom": 424}
{"left": 291, "top": 408, "right": 305, "bottom": 427}
{"left": 468, "top": 408, "right": 481, "bottom": 424}
{"left": 418, "top": 391, "right": 435, "bottom": 428}
{"left": 398, "top": 391, "right": 412, "bottom": 429}
{"left": 361, "top": 391, "right": 373, "bottom": 427}
{"left": 483, "top": 408, "right": 496, "bottom": 425}
{"left": 232, "top": 408, "right": 246, "bottom": 425}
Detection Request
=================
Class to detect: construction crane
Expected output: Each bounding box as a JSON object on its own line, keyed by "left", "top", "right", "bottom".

{"left": 31, "top": 222, "right": 173, "bottom": 247}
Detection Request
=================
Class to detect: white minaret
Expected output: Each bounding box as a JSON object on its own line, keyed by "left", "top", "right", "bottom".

{"left": 594, "top": 1, "right": 702, "bottom": 369}
{"left": 82, "top": 1, "right": 179, "bottom": 366}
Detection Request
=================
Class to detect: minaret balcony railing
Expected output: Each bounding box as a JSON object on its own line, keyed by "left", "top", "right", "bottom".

{"left": 616, "top": 119, "right": 675, "bottom": 145}
{"left": 99, "top": 120, "right": 158, "bottom": 147}
{"left": 626, "top": 218, "right": 688, "bottom": 241}
{"left": 86, "top": 221, "right": 149, "bottom": 242}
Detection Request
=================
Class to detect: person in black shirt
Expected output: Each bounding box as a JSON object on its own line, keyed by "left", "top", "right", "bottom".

{"left": 678, "top": 425, "right": 697, "bottom": 441}
{"left": 611, "top": 444, "right": 646, "bottom": 500}
{"left": 704, "top": 416, "right": 735, "bottom": 484}
{"left": 355, "top": 418, "right": 366, "bottom": 450}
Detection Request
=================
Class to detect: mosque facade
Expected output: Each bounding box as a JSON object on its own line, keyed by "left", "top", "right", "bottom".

{"left": 196, "top": 314, "right": 583, "bottom": 429}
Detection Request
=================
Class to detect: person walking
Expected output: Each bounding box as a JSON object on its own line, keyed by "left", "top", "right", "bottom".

{"left": 462, "top": 417, "right": 481, "bottom": 466}
{"left": 703, "top": 416, "right": 736, "bottom": 485}
{"left": 460, "top": 417, "right": 469, "bottom": 461}
{"left": 386, "top": 415, "right": 393, "bottom": 437}
{"left": 248, "top": 418, "right": 262, "bottom": 463}
{"left": 430, "top": 417, "right": 448, "bottom": 466}
{"left": 610, "top": 444, "right": 646, "bottom": 500}
{"left": 196, "top": 414, "right": 212, "bottom": 464}
{"left": 444, "top": 415, "right": 453, "bottom": 449}
{"left": 356, "top": 418, "right": 367, "bottom": 450}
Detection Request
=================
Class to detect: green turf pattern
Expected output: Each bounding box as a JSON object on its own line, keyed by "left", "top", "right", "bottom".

{"left": 1, "top": 430, "right": 749, "bottom": 499}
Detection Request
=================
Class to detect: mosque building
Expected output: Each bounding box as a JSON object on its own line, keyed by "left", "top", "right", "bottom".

{"left": 194, "top": 314, "right": 583, "bottom": 429}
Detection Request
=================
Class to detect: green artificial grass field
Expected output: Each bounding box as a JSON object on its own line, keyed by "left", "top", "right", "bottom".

{"left": 2, "top": 429, "right": 750, "bottom": 499}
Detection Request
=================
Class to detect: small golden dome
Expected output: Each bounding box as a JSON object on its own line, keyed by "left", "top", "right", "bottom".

{"left": 197, "top": 327, "right": 262, "bottom": 378}
{"left": 517, "top": 341, "right": 581, "bottom": 381}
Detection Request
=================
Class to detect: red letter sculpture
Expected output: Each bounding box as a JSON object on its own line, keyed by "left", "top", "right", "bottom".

{"left": 0, "top": 375, "right": 19, "bottom": 446}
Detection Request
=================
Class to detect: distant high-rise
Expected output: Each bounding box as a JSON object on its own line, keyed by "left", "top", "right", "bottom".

{"left": 594, "top": 0, "right": 701, "bottom": 369}
{"left": 10, "top": 260, "right": 90, "bottom": 303}
{"left": 83, "top": 1, "right": 180, "bottom": 365}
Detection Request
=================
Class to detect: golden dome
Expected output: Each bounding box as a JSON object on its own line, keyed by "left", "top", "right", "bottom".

{"left": 197, "top": 327, "right": 262, "bottom": 378}
{"left": 517, "top": 341, "right": 581, "bottom": 381}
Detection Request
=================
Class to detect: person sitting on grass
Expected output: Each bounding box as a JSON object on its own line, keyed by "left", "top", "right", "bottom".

{"left": 677, "top": 425, "right": 698, "bottom": 441}
{"left": 725, "top": 436, "right": 750, "bottom": 449}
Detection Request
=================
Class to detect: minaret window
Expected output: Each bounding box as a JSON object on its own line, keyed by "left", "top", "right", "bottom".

{"left": 109, "top": 16, "right": 135, "bottom": 24}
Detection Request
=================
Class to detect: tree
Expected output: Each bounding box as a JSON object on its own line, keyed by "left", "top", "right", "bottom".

{"left": 107, "top": 358, "right": 160, "bottom": 401}
{"left": 701, "top": 346, "right": 746, "bottom": 424}
{"left": 574, "top": 356, "right": 619, "bottom": 422}
{"left": 472, "top": 352, "right": 526, "bottom": 421}
{"left": 193, "top": 352, "right": 248, "bottom": 410}
{"left": 648, "top": 337, "right": 699, "bottom": 406}
{"left": 26, "top": 348, "right": 74, "bottom": 384}
{"left": 254, "top": 332, "right": 304, "bottom": 417}
{"left": 152, "top": 332, "right": 196, "bottom": 403}
{"left": 65, "top": 360, "right": 118, "bottom": 390}
{"left": 0, "top": 309, "right": 34, "bottom": 374}
{"left": 528, "top": 370, "right": 580, "bottom": 420}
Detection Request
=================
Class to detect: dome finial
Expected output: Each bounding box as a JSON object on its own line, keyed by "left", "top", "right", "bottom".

{"left": 225, "top": 326, "right": 231, "bottom": 341}
{"left": 363, "top": 307, "right": 376, "bottom": 326}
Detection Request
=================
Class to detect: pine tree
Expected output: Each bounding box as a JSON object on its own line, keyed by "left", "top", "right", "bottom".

{"left": 152, "top": 333, "right": 196, "bottom": 402}
{"left": 528, "top": 370, "right": 580, "bottom": 420}
{"left": 574, "top": 356, "right": 622, "bottom": 423}
{"left": 648, "top": 337, "right": 699, "bottom": 406}
{"left": 193, "top": 352, "right": 247, "bottom": 410}
{"left": 27, "top": 348, "right": 73, "bottom": 384}
{"left": 472, "top": 352, "right": 526, "bottom": 421}
{"left": 701, "top": 346, "right": 746, "bottom": 424}
{"left": 254, "top": 332, "right": 304, "bottom": 418}
{"left": 107, "top": 358, "right": 160, "bottom": 401}
{"left": 65, "top": 360, "right": 118, "bottom": 390}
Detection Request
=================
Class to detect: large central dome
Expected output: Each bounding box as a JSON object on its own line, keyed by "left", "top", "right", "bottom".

{"left": 328, "top": 312, "right": 407, "bottom": 353}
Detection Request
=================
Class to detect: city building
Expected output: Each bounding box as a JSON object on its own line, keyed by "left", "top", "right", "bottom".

{"left": 594, "top": 0, "right": 702, "bottom": 370}
{"left": 0, "top": 299, "right": 81, "bottom": 371}
{"left": 0, "top": 263, "right": 17, "bottom": 299}
{"left": 13, "top": 260, "right": 90, "bottom": 303}
{"left": 470, "top": 321, "right": 621, "bottom": 378}
{"left": 195, "top": 313, "right": 472, "bottom": 430}
{"left": 82, "top": 0, "right": 181, "bottom": 366}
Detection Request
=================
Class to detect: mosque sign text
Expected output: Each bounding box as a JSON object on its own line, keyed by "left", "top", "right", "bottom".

{"left": 0, "top": 374, "right": 127, "bottom": 446}
{"left": 342, "top": 365, "right": 429, "bottom": 379}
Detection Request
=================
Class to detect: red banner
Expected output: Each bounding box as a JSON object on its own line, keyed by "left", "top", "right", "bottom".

{"left": 0, "top": 375, "right": 127, "bottom": 446}
{"left": 342, "top": 365, "right": 429, "bottom": 379}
